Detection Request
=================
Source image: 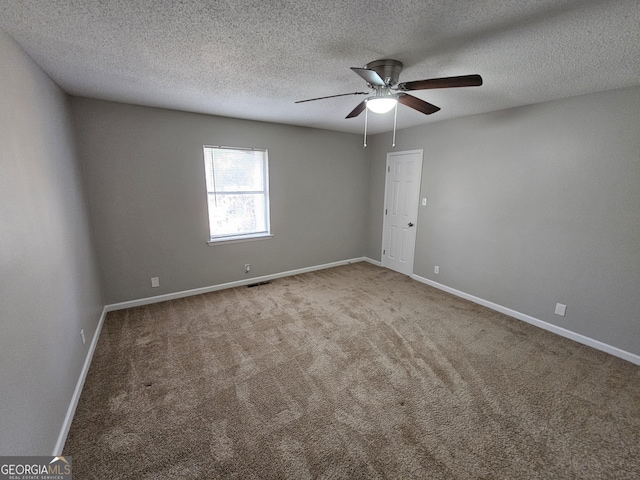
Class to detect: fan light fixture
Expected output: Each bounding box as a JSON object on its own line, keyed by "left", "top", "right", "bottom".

{"left": 295, "top": 57, "right": 483, "bottom": 148}
{"left": 366, "top": 96, "right": 397, "bottom": 114}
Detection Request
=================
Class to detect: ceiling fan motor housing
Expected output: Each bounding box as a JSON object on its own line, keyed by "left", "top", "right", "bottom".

{"left": 364, "top": 59, "right": 403, "bottom": 86}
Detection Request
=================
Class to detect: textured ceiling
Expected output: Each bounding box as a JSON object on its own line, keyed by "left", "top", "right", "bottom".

{"left": 1, "top": 0, "right": 639, "bottom": 134}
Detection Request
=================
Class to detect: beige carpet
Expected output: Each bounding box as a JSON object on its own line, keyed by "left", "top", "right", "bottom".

{"left": 64, "top": 262, "right": 640, "bottom": 479}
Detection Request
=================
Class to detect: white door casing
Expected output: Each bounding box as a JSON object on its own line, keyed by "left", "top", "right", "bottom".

{"left": 381, "top": 149, "right": 424, "bottom": 276}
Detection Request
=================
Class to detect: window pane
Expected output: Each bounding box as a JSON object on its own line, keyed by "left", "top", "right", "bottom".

{"left": 208, "top": 193, "right": 266, "bottom": 237}
{"left": 203, "top": 146, "right": 270, "bottom": 241}
{"left": 211, "top": 149, "right": 264, "bottom": 192}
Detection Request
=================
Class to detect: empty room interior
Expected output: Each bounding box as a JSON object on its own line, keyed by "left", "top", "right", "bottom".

{"left": 1, "top": 0, "right": 639, "bottom": 478}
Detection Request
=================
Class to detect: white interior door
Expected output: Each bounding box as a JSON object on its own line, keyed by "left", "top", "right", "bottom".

{"left": 381, "top": 150, "right": 423, "bottom": 276}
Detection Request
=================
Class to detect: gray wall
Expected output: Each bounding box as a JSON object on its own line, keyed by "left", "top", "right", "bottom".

{"left": 367, "top": 86, "right": 640, "bottom": 356}
{"left": 0, "top": 30, "right": 103, "bottom": 454}
{"left": 71, "top": 99, "right": 369, "bottom": 304}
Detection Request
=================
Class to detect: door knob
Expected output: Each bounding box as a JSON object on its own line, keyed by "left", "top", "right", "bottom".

{"left": 408, "top": 222, "right": 414, "bottom": 227}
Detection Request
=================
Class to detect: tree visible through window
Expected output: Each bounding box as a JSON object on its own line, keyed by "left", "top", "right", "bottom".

{"left": 203, "top": 146, "right": 271, "bottom": 242}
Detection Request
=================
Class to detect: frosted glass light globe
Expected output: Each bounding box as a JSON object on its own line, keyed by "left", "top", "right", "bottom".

{"left": 366, "top": 97, "right": 397, "bottom": 114}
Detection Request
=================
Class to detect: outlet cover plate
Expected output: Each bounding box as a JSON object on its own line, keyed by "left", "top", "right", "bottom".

{"left": 555, "top": 303, "right": 567, "bottom": 316}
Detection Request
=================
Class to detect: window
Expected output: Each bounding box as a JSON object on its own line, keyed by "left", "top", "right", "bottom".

{"left": 203, "top": 145, "right": 271, "bottom": 244}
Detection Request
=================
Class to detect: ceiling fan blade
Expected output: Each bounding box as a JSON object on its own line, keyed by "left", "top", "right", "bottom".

{"left": 397, "top": 74, "right": 483, "bottom": 91}
{"left": 397, "top": 93, "right": 440, "bottom": 115}
{"left": 351, "top": 67, "right": 386, "bottom": 87}
{"left": 295, "top": 91, "right": 369, "bottom": 103}
{"left": 346, "top": 100, "right": 367, "bottom": 118}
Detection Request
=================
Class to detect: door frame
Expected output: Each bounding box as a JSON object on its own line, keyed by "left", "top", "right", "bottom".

{"left": 381, "top": 149, "right": 424, "bottom": 275}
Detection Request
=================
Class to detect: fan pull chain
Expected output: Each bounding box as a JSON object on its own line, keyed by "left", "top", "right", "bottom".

{"left": 363, "top": 106, "right": 368, "bottom": 147}
{"left": 392, "top": 101, "right": 398, "bottom": 147}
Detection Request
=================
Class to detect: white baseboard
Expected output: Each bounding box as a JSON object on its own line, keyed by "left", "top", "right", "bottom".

{"left": 412, "top": 274, "right": 640, "bottom": 366}
{"left": 53, "top": 306, "right": 108, "bottom": 455}
{"left": 106, "top": 257, "right": 368, "bottom": 312}
{"left": 364, "top": 257, "right": 382, "bottom": 267}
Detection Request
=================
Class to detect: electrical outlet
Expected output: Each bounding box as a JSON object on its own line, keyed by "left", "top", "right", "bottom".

{"left": 80, "top": 329, "right": 86, "bottom": 346}
{"left": 244, "top": 264, "right": 251, "bottom": 273}
{"left": 151, "top": 277, "right": 160, "bottom": 287}
{"left": 555, "top": 303, "right": 567, "bottom": 317}
{"left": 434, "top": 266, "right": 439, "bottom": 274}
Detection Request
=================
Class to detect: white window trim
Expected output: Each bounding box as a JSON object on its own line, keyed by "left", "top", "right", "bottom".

{"left": 207, "top": 232, "right": 274, "bottom": 246}
{"left": 203, "top": 145, "right": 271, "bottom": 243}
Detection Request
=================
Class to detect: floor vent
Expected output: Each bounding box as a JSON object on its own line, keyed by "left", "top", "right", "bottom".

{"left": 247, "top": 281, "right": 271, "bottom": 288}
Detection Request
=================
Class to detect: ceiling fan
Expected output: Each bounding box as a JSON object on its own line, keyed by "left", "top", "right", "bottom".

{"left": 295, "top": 59, "right": 482, "bottom": 146}
{"left": 295, "top": 59, "right": 482, "bottom": 118}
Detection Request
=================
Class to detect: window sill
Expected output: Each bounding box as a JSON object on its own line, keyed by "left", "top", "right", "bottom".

{"left": 207, "top": 233, "right": 274, "bottom": 246}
